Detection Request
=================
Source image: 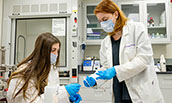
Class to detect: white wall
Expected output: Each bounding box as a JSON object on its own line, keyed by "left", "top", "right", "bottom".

{"left": 85, "top": 45, "right": 100, "bottom": 59}
{"left": 0, "top": 0, "right": 3, "bottom": 46}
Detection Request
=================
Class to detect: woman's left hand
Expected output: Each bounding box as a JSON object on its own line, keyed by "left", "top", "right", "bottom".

{"left": 96, "top": 67, "right": 116, "bottom": 80}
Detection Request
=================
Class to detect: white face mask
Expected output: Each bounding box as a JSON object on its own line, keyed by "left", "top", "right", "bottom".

{"left": 100, "top": 19, "right": 115, "bottom": 33}
{"left": 51, "top": 53, "right": 58, "bottom": 64}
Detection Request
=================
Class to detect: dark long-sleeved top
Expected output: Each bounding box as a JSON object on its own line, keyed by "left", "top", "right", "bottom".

{"left": 111, "top": 36, "right": 131, "bottom": 103}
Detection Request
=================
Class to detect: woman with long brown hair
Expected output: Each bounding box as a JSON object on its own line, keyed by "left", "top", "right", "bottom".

{"left": 7, "top": 32, "right": 82, "bottom": 103}
{"left": 83, "top": 0, "right": 164, "bottom": 103}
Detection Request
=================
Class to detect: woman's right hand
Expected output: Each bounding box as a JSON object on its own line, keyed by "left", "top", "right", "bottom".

{"left": 65, "top": 83, "right": 81, "bottom": 96}
{"left": 69, "top": 94, "right": 82, "bottom": 103}
{"left": 83, "top": 76, "right": 96, "bottom": 87}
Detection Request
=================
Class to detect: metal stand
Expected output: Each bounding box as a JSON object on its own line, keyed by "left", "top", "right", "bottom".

{"left": 0, "top": 46, "right": 16, "bottom": 101}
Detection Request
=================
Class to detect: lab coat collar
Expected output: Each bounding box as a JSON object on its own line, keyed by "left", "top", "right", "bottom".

{"left": 119, "top": 20, "right": 131, "bottom": 63}
{"left": 122, "top": 20, "right": 130, "bottom": 36}
{"left": 104, "top": 36, "right": 113, "bottom": 67}
{"left": 105, "top": 20, "right": 130, "bottom": 66}
{"left": 105, "top": 20, "right": 129, "bottom": 41}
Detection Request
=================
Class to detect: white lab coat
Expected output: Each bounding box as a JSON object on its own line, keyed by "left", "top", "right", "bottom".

{"left": 90, "top": 20, "right": 165, "bottom": 103}
{"left": 7, "top": 63, "right": 69, "bottom": 103}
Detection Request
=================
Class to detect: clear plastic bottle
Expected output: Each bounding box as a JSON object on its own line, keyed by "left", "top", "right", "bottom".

{"left": 160, "top": 54, "right": 166, "bottom": 72}
{"left": 156, "top": 33, "right": 160, "bottom": 38}
{"left": 44, "top": 82, "right": 59, "bottom": 103}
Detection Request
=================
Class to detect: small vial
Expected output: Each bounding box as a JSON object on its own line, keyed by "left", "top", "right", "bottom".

{"left": 151, "top": 33, "right": 155, "bottom": 38}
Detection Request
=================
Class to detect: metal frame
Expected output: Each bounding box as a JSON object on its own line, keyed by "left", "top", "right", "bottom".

{"left": 10, "top": 14, "right": 71, "bottom": 68}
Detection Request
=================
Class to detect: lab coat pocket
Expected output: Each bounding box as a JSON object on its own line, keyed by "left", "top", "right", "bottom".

{"left": 136, "top": 80, "right": 153, "bottom": 102}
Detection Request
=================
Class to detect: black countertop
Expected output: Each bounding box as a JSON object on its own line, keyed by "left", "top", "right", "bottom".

{"left": 79, "top": 71, "right": 95, "bottom": 74}
{"left": 79, "top": 71, "right": 172, "bottom": 74}
{"left": 156, "top": 65, "right": 172, "bottom": 74}
{"left": 156, "top": 71, "right": 172, "bottom": 74}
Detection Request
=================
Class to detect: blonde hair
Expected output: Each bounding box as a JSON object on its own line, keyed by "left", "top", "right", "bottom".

{"left": 94, "top": 0, "right": 128, "bottom": 35}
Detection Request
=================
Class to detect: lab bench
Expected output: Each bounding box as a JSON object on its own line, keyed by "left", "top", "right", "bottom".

{"left": 157, "top": 72, "right": 172, "bottom": 103}
{"left": 78, "top": 73, "right": 112, "bottom": 103}
{"left": 157, "top": 71, "right": 172, "bottom": 74}
{"left": 79, "top": 71, "right": 172, "bottom": 103}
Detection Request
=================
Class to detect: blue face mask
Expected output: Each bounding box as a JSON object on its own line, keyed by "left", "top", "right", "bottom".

{"left": 100, "top": 19, "right": 115, "bottom": 33}
{"left": 51, "top": 53, "right": 58, "bottom": 64}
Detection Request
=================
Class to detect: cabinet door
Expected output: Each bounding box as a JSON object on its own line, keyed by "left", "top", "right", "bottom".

{"left": 120, "top": 3, "right": 140, "bottom": 22}
{"left": 157, "top": 74, "right": 172, "bottom": 103}
{"left": 15, "top": 18, "right": 67, "bottom": 67}
{"left": 84, "top": 3, "right": 106, "bottom": 45}
{"left": 118, "top": 1, "right": 171, "bottom": 44}
{"left": 87, "top": 5, "right": 104, "bottom": 40}
{"left": 146, "top": 2, "right": 170, "bottom": 43}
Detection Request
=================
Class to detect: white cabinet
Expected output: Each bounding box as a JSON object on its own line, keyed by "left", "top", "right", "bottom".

{"left": 83, "top": 3, "right": 106, "bottom": 45}
{"left": 118, "top": 0, "right": 171, "bottom": 44}
{"left": 83, "top": 0, "right": 171, "bottom": 45}
{"left": 157, "top": 74, "right": 172, "bottom": 103}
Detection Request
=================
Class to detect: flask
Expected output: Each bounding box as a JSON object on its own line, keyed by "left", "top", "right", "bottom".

{"left": 160, "top": 34, "right": 164, "bottom": 38}
{"left": 160, "top": 54, "right": 166, "bottom": 72}
{"left": 151, "top": 33, "right": 155, "bottom": 38}
{"left": 44, "top": 82, "right": 59, "bottom": 103}
{"left": 156, "top": 33, "right": 160, "bottom": 38}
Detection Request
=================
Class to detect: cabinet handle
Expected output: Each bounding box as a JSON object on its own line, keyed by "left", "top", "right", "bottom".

{"left": 17, "top": 35, "right": 26, "bottom": 63}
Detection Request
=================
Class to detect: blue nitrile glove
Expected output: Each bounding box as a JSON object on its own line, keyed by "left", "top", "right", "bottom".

{"left": 96, "top": 67, "right": 116, "bottom": 80}
{"left": 83, "top": 76, "right": 96, "bottom": 87}
{"left": 65, "top": 83, "right": 81, "bottom": 96}
{"left": 69, "top": 94, "right": 82, "bottom": 103}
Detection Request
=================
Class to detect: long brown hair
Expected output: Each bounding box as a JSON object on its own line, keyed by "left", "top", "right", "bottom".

{"left": 94, "top": 0, "right": 128, "bottom": 35}
{"left": 7, "top": 32, "right": 61, "bottom": 101}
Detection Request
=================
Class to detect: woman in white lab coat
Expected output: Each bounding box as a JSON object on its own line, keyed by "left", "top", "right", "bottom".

{"left": 7, "top": 32, "right": 82, "bottom": 103}
{"left": 83, "top": 0, "right": 164, "bottom": 103}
